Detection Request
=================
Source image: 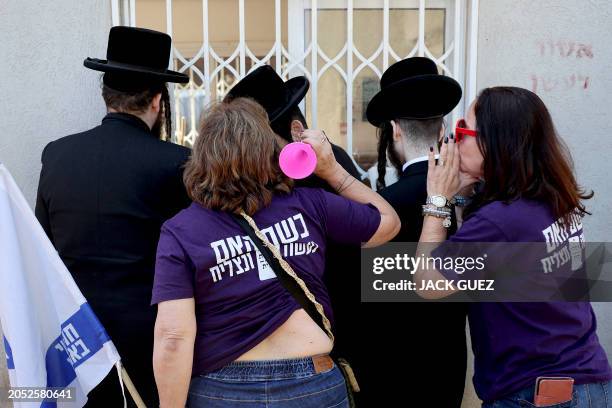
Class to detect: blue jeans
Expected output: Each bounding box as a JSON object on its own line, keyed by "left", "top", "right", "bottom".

{"left": 187, "top": 357, "right": 349, "bottom": 408}
{"left": 483, "top": 381, "right": 612, "bottom": 408}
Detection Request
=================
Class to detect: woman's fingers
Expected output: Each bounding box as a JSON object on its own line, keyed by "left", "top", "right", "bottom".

{"left": 450, "top": 137, "right": 462, "bottom": 194}
{"left": 300, "top": 130, "right": 327, "bottom": 155}
{"left": 439, "top": 136, "right": 449, "bottom": 168}
{"left": 438, "top": 137, "right": 450, "bottom": 185}
{"left": 429, "top": 135, "right": 462, "bottom": 198}
{"left": 428, "top": 146, "right": 436, "bottom": 174}
{"left": 452, "top": 136, "right": 460, "bottom": 173}
{"left": 426, "top": 146, "right": 437, "bottom": 197}
{"left": 428, "top": 136, "right": 464, "bottom": 198}
{"left": 300, "top": 129, "right": 337, "bottom": 177}
{"left": 300, "top": 135, "right": 318, "bottom": 151}
{"left": 446, "top": 134, "right": 457, "bottom": 171}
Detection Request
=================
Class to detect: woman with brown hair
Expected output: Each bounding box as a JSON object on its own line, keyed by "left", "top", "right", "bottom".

{"left": 413, "top": 86, "right": 612, "bottom": 407}
{"left": 150, "top": 97, "right": 399, "bottom": 407}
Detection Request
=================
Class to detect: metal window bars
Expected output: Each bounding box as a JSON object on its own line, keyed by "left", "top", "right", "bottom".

{"left": 111, "top": 0, "right": 479, "bottom": 177}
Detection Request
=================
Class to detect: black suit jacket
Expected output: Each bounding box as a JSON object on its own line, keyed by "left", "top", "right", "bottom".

{"left": 35, "top": 112, "right": 191, "bottom": 407}
{"left": 380, "top": 160, "right": 429, "bottom": 241}
{"left": 379, "top": 160, "right": 458, "bottom": 240}
{"left": 330, "top": 160, "right": 467, "bottom": 407}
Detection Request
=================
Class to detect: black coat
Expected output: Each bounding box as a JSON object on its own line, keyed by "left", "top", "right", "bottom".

{"left": 379, "top": 160, "right": 432, "bottom": 241}
{"left": 35, "top": 112, "right": 191, "bottom": 407}
{"left": 330, "top": 160, "right": 468, "bottom": 407}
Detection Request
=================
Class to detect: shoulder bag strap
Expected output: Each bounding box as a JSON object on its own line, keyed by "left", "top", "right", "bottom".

{"left": 230, "top": 212, "right": 334, "bottom": 343}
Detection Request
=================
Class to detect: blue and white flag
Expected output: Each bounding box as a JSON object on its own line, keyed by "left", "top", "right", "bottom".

{"left": 0, "top": 164, "right": 122, "bottom": 407}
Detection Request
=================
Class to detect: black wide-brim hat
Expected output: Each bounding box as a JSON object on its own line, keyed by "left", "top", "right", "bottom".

{"left": 84, "top": 26, "right": 189, "bottom": 90}
{"left": 225, "top": 65, "right": 309, "bottom": 124}
{"left": 366, "top": 57, "right": 462, "bottom": 127}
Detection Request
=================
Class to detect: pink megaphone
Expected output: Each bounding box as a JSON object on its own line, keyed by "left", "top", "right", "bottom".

{"left": 279, "top": 142, "right": 317, "bottom": 179}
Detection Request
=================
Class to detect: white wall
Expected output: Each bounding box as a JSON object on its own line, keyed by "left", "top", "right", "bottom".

{"left": 462, "top": 1, "right": 612, "bottom": 406}
{"left": 0, "top": 0, "right": 112, "bottom": 403}
{"left": 476, "top": 0, "right": 612, "bottom": 241}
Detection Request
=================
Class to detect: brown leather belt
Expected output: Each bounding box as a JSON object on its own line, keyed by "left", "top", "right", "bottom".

{"left": 311, "top": 354, "right": 334, "bottom": 374}
{"left": 312, "top": 355, "right": 361, "bottom": 393}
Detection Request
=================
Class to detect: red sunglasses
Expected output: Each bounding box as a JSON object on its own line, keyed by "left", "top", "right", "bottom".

{"left": 454, "top": 119, "right": 478, "bottom": 142}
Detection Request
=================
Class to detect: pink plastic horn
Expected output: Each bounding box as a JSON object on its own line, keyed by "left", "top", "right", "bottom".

{"left": 279, "top": 142, "right": 317, "bottom": 179}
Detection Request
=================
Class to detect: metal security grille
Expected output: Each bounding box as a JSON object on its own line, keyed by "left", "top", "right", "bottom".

{"left": 111, "top": 0, "right": 479, "bottom": 179}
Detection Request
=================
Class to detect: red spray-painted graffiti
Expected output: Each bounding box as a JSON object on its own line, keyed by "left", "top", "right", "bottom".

{"left": 531, "top": 74, "right": 590, "bottom": 93}
{"left": 537, "top": 40, "right": 594, "bottom": 59}
{"left": 531, "top": 40, "right": 594, "bottom": 93}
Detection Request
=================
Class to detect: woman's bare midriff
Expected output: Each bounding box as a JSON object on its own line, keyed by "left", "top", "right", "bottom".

{"left": 236, "top": 309, "right": 333, "bottom": 361}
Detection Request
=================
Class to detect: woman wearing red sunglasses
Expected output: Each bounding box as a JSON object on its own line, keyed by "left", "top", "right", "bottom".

{"left": 413, "top": 86, "right": 611, "bottom": 407}
{"left": 454, "top": 117, "right": 480, "bottom": 188}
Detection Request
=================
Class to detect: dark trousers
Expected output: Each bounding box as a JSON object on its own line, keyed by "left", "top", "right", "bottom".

{"left": 333, "top": 302, "right": 468, "bottom": 407}
{"left": 83, "top": 292, "right": 159, "bottom": 408}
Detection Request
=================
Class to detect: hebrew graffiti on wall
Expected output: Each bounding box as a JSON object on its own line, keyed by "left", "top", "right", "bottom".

{"left": 531, "top": 39, "right": 594, "bottom": 94}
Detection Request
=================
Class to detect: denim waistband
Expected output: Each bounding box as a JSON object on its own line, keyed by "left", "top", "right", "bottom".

{"left": 203, "top": 357, "right": 334, "bottom": 382}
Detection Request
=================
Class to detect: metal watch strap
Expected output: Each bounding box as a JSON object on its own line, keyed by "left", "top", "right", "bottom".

{"left": 422, "top": 205, "right": 452, "bottom": 228}
{"left": 422, "top": 204, "right": 451, "bottom": 214}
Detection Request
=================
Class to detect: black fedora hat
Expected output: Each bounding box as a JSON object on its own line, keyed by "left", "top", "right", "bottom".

{"left": 84, "top": 26, "right": 189, "bottom": 87}
{"left": 225, "top": 65, "right": 309, "bottom": 124}
{"left": 366, "top": 57, "right": 462, "bottom": 127}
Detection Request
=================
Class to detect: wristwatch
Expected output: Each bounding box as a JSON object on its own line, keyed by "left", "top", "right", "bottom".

{"left": 426, "top": 195, "right": 449, "bottom": 208}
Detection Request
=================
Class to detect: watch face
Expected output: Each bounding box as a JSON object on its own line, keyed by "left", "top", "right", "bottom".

{"left": 432, "top": 196, "right": 447, "bottom": 207}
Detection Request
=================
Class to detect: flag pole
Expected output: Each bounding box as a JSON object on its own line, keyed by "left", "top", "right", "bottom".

{"left": 120, "top": 366, "right": 147, "bottom": 408}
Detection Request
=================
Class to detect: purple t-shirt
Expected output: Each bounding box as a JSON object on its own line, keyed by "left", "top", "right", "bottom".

{"left": 151, "top": 187, "right": 380, "bottom": 375}
{"left": 433, "top": 198, "right": 612, "bottom": 402}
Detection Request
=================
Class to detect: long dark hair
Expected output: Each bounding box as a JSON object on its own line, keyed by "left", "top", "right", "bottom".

{"left": 466, "top": 86, "right": 592, "bottom": 222}
{"left": 376, "top": 122, "right": 403, "bottom": 190}
{"left": 160, "top": 85, "right": 172, "bottom": 141}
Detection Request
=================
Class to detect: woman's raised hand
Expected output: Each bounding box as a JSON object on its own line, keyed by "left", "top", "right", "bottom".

{"left": 300, "top": 129, "right": 339, "bottom": 179}
{"left": 427, "top": 135, "right": 461, "bottom": 200}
